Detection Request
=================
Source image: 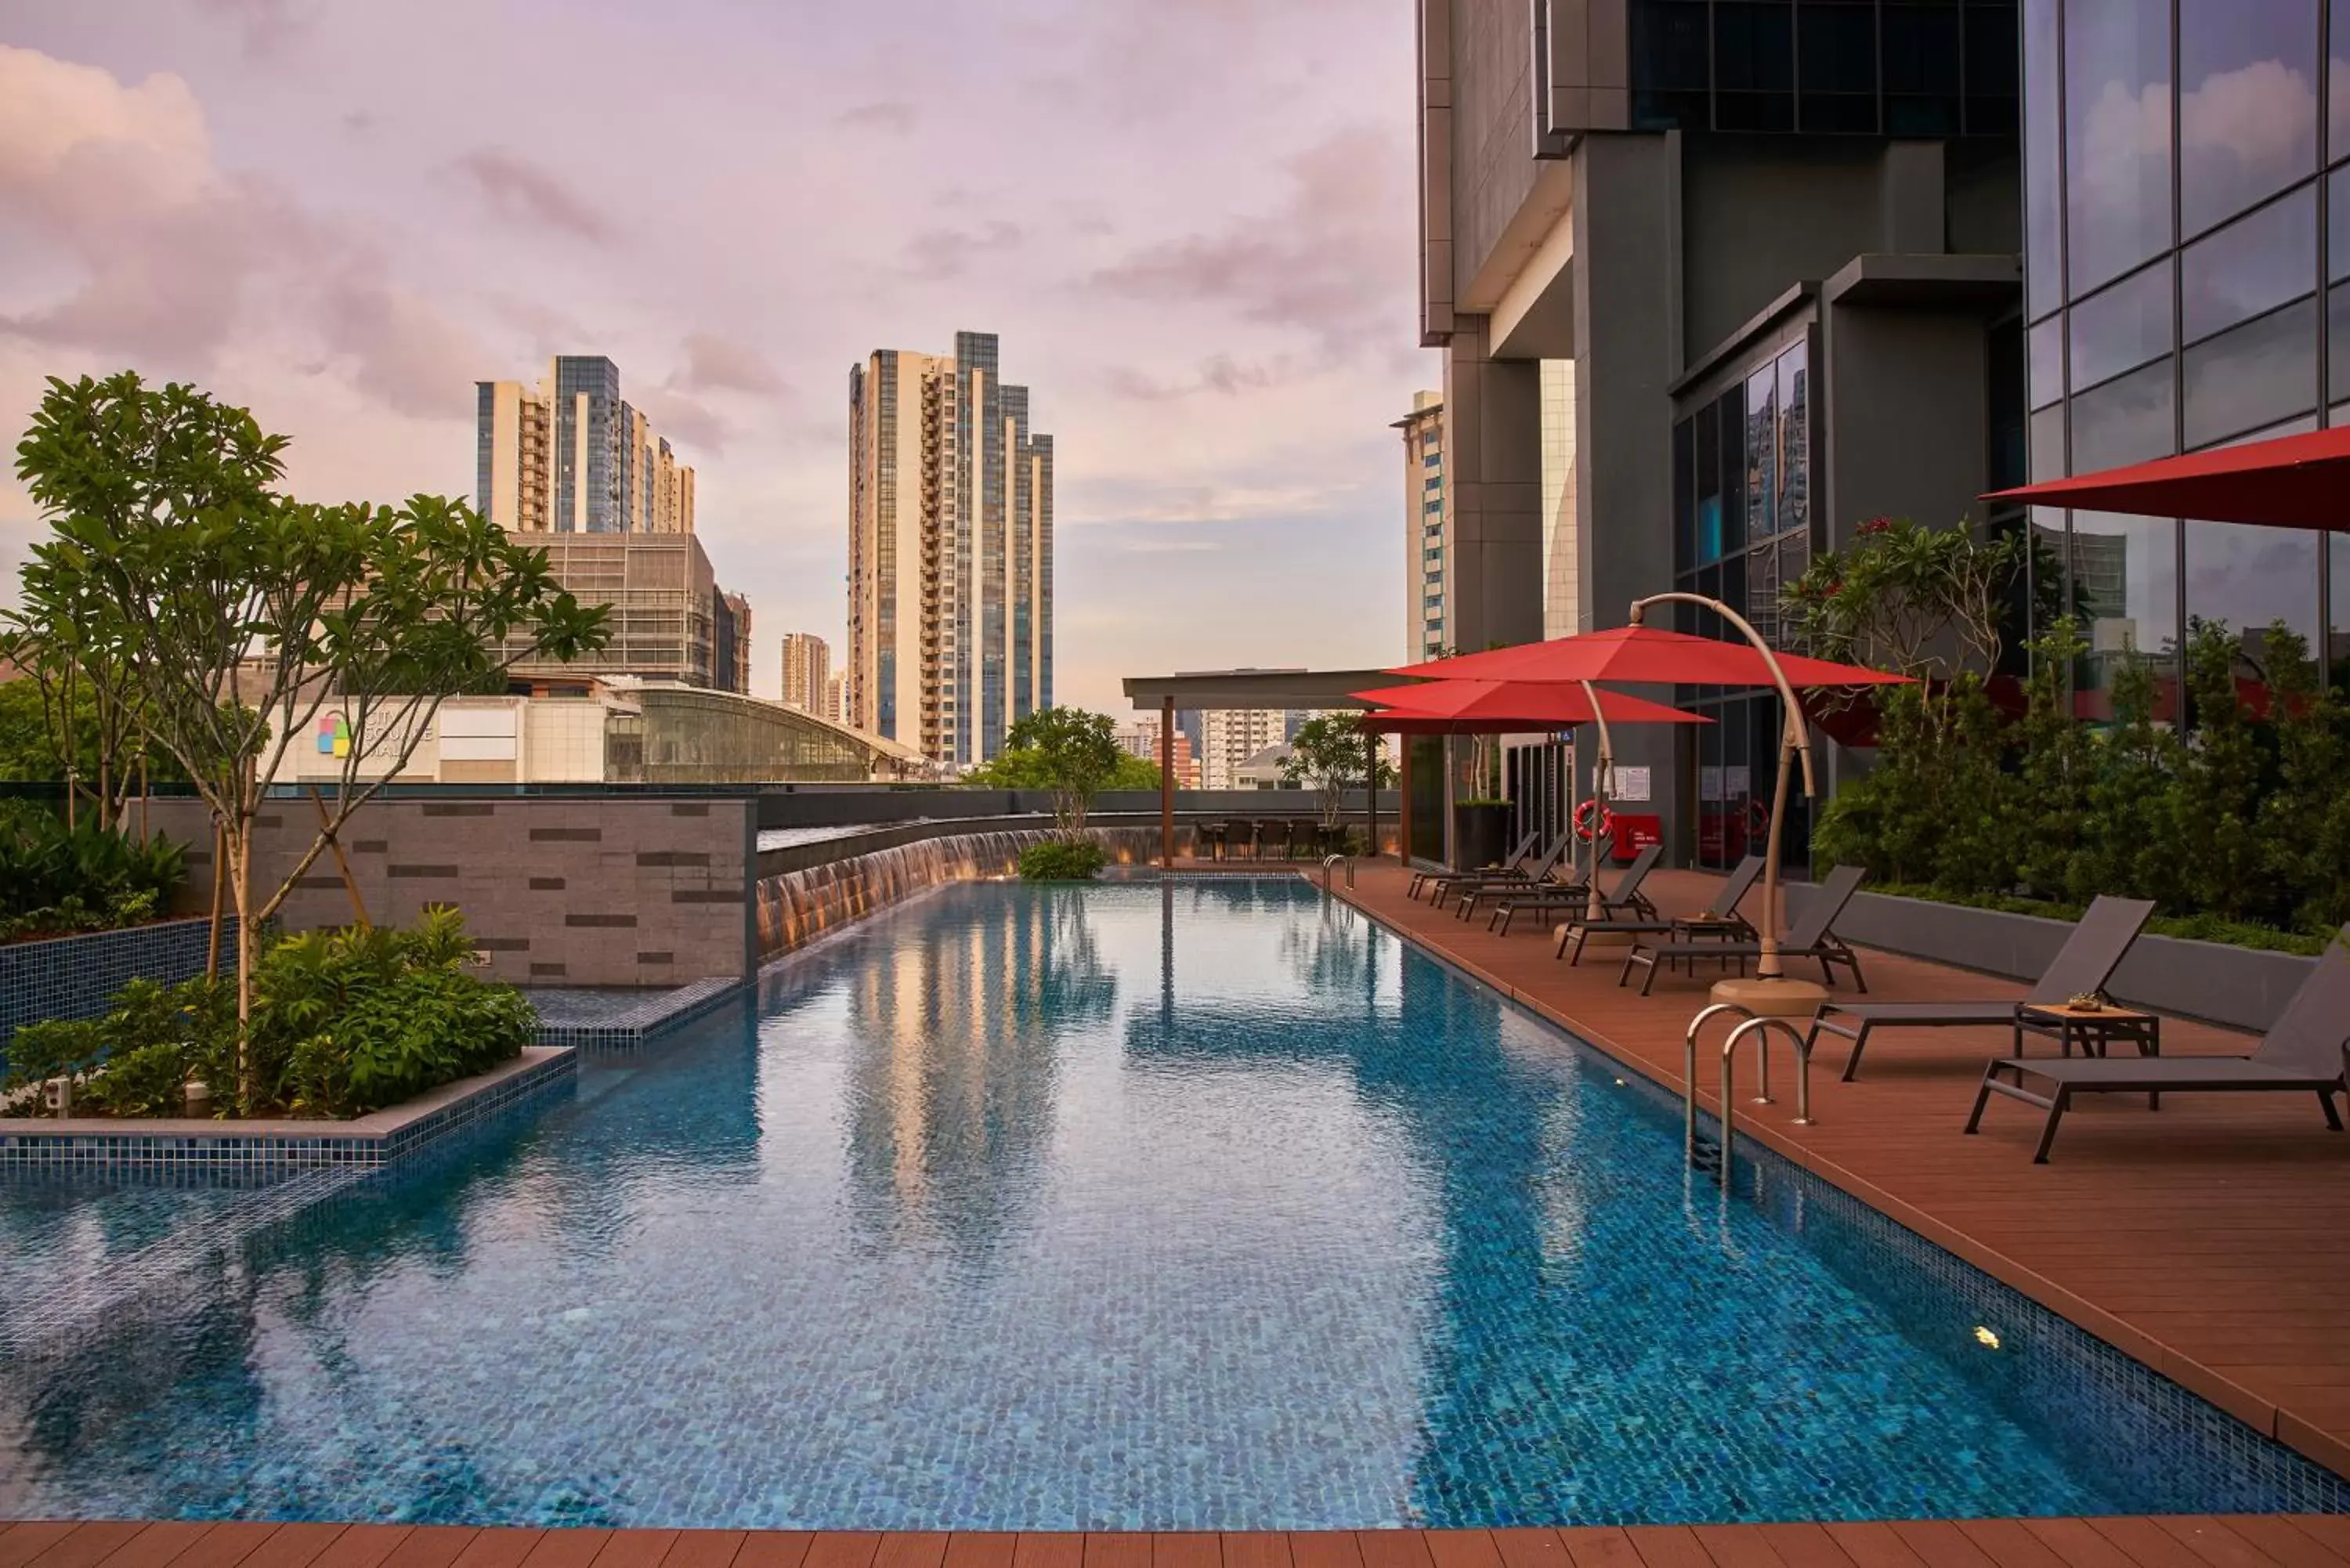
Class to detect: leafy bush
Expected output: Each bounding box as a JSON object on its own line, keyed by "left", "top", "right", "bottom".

{"left": 2, "top": 906, "right": 535, "bottom": 1118}
{"left": 1018, "top": 840, "right": 1108, "bottom": 881}
{"left": 1816, "top": 616, "right": 2350, "bottom": 952}
{"left": 0, "top": 801, "right": 186, "bottom": 941}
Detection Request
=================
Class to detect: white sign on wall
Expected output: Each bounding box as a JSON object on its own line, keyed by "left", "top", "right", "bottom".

{"left": 1608, "top": 765, "right": 1653, "bottom": 803}
{"left": 1700, "top": 766, "right": 1724, "bottom": 802}
{"left": 1723, "top": 765, "right": 1752, "bottom": 799}
{"left": 439, "top": 705, "right": 519, "bottom": 762}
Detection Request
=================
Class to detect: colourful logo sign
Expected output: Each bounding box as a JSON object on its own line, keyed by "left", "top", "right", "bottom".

{"left": 316, "top": 712, "right": 351, "bottom": 757}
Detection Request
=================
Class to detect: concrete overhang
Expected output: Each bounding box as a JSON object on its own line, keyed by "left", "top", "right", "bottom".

{"left": 1490, "top": 206, "right": 1577, "bottom": 362}
{"left": 1121, "top": 668, "right": 1393, "bottom": 713}
{"left": 1458, "top": 161, "right": 1576, "bottom": 363}
{"left": 1821, "top": 252, "right": 2023, "bottom": 308}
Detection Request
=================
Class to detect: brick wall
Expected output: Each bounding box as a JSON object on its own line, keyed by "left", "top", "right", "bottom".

{"left": 143, "top": 795, "right": 754, "bottom": 988}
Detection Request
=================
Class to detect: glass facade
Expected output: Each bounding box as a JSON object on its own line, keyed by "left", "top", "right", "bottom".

{"left": 1671, "top": 336, "right": 1817, "bottom": 869}
{"left": 1628, "top": 0, "right": 2017, "bottom": 136}
{"left": 2025, "top": 0, "right": 2341, "bottom": 702}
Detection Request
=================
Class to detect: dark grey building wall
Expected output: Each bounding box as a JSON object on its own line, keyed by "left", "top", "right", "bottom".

{"left": 1824, "top": 304, "right": 2001, "bottom": 540}
{"left": 1452, "top": 1, "right": 1538, "bottom": 301}
{"left": 1444, "top": 314, "right": 1546, "bottom": 650}
{"left": 1680, "top": 140, "right": 1899, "bottom": 357}
{"left": 148, "top": 796, "right": 756, "bottom": 988}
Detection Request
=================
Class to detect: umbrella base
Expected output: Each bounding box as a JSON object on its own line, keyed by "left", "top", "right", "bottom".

{"left": 1710, "top": 974, "right": 1828, "bottom": 1016}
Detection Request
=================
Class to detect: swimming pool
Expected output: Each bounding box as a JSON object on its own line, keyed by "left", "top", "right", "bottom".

{"left": 1, "top": 879, "right": 2341, "bottom": 1528}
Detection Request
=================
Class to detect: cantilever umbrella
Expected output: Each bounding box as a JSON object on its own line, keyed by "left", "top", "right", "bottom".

{"left": 1983, "top": 424, "right": 2350, "bottom": 529}
{"left": 1350, "top": 678, "right": 1709, "bottom": 733}
{"left": 1386, "top": 626, "right": 1911, "bottom": 930}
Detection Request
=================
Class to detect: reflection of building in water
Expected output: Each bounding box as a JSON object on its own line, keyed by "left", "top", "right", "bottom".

{"left": 2065, "top": 530, "right": 2129, "bottom": 647}
{"left": 841, "top": 890, "right": 1112, "bottom": 1263}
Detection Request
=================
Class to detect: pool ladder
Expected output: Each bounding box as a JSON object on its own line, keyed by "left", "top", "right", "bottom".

{"left": 1682, "top": 1003, "right": 1817, "bottom": 1187}
{"left": 1319, "top": 854, "right": 1354, "bottom": 893}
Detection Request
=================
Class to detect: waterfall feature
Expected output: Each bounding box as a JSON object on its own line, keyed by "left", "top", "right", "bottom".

{"left": 755, "top": 826, "right": 1193, "bottom": 960}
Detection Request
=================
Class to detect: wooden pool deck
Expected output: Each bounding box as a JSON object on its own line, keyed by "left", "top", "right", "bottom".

{"left": 1332, "top": 861, "right": 2350, "bottom": 1481}
{"left": 9, "top": 1516, "right": 2350, "bottom": 1568}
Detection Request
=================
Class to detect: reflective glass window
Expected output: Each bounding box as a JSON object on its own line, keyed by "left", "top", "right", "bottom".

{"left": 2030, "top": 403, "right": 2066, "bottom": 481}
{"left": 2179, "top": 0, "right": 2320, "bottom": 237}
{"left": 2182, "top": 296, "right": 2319, "bottom": 446}
{"left": 2185, "top": 522, "right": 2322, "bottom": 680}
{"left": 1630, "top": 0, "right": 1711, "bottom": 127}
{"left": 1719, "top": 384, "right": 1748, "bottom": 555}
{"left": 2069, "top": 260, "right": 2174, "bottom": 390}
{"left": 2330, "top": 164, "right": 2350, "bottom": 279}
{"left": 2334, "top": 0, "right": 2350, "bottom": 164}
{"left": 1801, "top": 0, "right": 1881, "bottom": 132}
{"left": 2180, "top": 187, "right": 2319, "bottom": 343}
{"left": 2023, "top": 0, "right": 2063, "bottom": 317}
{"left": 1965, "top": 1, "right": 2020, "bottom": 133}
{"left": 1884, "top": 2, "right": 1964, "bottom": 135}
{"left": 2330, "top": 281, "right": 2350, "bottom": 401}
{"left": 2070, "top": 356, "right": 2177, "bottom": 471}
{"left": 1745, "top": 363, "right": 1778, "bottom": 540}
{"left": 1777, "top": 341, "right": 1811, "bottom": 537}
{"left": 1717, "top": 1, "right": 1795, "bottom": 89}
{"left": 2070, "top": 512, "right": 2180, "bottom": 714}
{"left": 1695, "top": 400, "right": 1723, "bottom": 564}
{"left": 2065, "top": 0, "right": 2173, "bottom": 295}
{"left": 2029, "top": 315, "right": 2065, "bottom": 408}
{"left": 1673, "top": 418, "right": 1695, "bottom": 573}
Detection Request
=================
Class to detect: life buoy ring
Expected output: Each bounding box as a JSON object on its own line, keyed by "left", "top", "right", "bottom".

{"left": 1746, "top": 797, "right": 1770, "bottom": 840}
{"left": 1574, "top": 799, "right": 1615, "bottom": 843}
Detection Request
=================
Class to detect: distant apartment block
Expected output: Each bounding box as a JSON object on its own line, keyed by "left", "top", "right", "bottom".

{"left": 475, "top": 356, "right": 696, "bottom": 535}
{"left": 847, "top": 331, "right": 1053, "bottom": 768}
{"left": 1395, "top": 392, "right": 1447, "bottom": 660}
{"left": 822, "top": 674, "right": 844, "bottom": 724}
{"left": 1115, "top": 717, "right": 1199, "bottom": 789}
{"left": 781, "top": 633, "right": 832, "bottom": 713}
{"left": 1198, "top": 708, "right": 1284, "bottom": 792}
{"left": 718, "top": 592, "right": 752, "bottom": 695}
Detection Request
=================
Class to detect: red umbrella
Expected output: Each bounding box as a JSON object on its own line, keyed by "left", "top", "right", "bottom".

{"left": 1983, "top": 425, "right": 2350, "bottom": 530}
{"left": 1350, "top": 679, "right": 1711, "bottom": 732}
{"left": 1389, "top": 625, "right": 1913, "bottom": 688}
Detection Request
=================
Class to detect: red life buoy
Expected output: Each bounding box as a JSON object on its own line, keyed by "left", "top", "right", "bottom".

{"left": 1574, "top": 799, "right": 1615, "bottom": 843}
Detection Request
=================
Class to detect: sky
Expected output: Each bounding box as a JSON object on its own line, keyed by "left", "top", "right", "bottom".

{"left": 0, "top": 0, "right": 1430, "bottom": 713}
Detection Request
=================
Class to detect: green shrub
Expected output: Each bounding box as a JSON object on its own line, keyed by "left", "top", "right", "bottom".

{"left": 1018, "top": 840, "right": 1108, "bottom": 881}
{"left": 2, "top": 906, "right": 535, "bottom": 1119}
{"left": 0, "top": 804, "right": 186, "bottom": 941}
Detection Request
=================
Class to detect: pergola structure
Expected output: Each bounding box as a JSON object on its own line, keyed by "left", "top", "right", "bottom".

{"left": 1119, "top": 668, "right": 1390, "bottom": 872}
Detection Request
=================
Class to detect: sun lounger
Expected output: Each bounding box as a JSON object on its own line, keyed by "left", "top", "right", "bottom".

{"left": 1965, "top": 928, "right": 2350, "bottom": 1162}
{"left": 1619, "top": 864, "right": 1868, "bottom": 995}
{"left": 1429, "top": 835, "right": 1567, "bottom": 911}
{"left": 1806, "top": 894, "right": 2155, "bottom": 1081}
{"left": 1455, "top": 834, "right": 1604, "bottom": 922}
{"left": 1412, "top": 828, "right": 1541, "bottom": 900}
{"left": 1491, "top": 844, "right": 1661, "bottom": 936}
{"left": 1556, "top": 854, "right": 1764, "bottom": 963}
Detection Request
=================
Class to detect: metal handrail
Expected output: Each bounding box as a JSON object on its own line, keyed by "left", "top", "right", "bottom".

{"left": 1319, "top": 854, "right": 1354, "bottom": 892}
{"left": 1682, "top": 1003, "right": 1819, "bottom": 1188}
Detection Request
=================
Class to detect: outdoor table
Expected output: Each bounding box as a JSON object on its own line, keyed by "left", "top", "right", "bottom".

{"left": 2016, "top": 1000, "right": 2163, "bottom": 1108}
{"left": 1666, "top": 914, "right": 1750, "bottom": 977}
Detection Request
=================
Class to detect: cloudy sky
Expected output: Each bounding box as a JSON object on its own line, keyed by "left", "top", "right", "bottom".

{"left": 0, "top": 0, "right": 1428, "bottom": 711}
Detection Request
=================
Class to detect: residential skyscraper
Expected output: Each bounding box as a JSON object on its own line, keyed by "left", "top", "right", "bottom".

{"left": 847, "top": 331, "right": 1053, "bottom": 768}
{"left": 1198, "top": 708, "right": 1283, "bottom": 792}
{"left": 475, "top": 356, "right": 696, "bottom": 535}
{"left": 822, "top": 674, "right": 844, "bottom": 724}
{"left": 1396, "top": 391, "right": 1447, "bottom": 660}
{"left": 781, "top": 633, "right": 832, "bottom": 713}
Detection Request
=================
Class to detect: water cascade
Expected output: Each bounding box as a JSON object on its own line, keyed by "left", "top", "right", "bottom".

{"left": 755, "top": 826, "right": 1195, "bottom": 960}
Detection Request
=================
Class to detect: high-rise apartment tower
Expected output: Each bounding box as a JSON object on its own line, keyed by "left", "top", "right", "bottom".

{"left": 475, "top": 356, "right": 696, "bottom": 535}
{"left": 847, "top": 331, "right": 1052, "bottom": 768}
{"left": 780, "top": 633, "right": 832, "bottom": 714}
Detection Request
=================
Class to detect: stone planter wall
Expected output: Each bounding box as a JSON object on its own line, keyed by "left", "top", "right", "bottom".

{"left": 1782, "top": 883, "right": 2323, "bottom": 1033}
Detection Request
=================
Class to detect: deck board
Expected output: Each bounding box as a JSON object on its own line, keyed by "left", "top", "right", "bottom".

{"left": 1332, "top": 864, "right": 2350, "bottom": 1479}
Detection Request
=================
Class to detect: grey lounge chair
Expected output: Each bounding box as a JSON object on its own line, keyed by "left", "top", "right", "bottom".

{"left": 1412, "top": 828, "right": 1540, "bottom": 900}
{"left": 1620, "top": 864, "right": 1869, "bottom": 995}
{"left": 1491, "top": 843, "right": 1661, "bottom": 936}
{"left": 1556, "top": 853, "right": 1765, "bottom": 964}
{"left": 1808, "top": 894, "right": 2155, "bottom": 1081}
{"left": 1965, "top": 928, "right": 2350, "bottom": 1162}
{"left": 1456, "top": 833, "right": 1605, "bottom": 922}
{"left": 1437, "top": 835, "right": 1571, "bottom": 912}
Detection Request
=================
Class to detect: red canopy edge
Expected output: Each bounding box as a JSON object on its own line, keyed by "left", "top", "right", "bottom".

{"left": 1983, "top": 424, "right": 2350, "bottom": 532}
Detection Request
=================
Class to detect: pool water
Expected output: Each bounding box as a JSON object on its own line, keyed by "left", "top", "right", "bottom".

{"left": 0, "top": 880, "right": 2340, "bottom": 1528}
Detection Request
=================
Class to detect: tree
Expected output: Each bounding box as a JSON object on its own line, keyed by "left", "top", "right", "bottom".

{"left": 966, "top": 706, "right": 1128, "bottom": 837}
{"left": 10, "top": 372, "right": 608, "bottom": 1107}
{"left": 1282, "top": 713, "right": 1394, "bottom": 829}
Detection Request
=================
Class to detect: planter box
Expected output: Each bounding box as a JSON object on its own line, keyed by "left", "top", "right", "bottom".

{"left": 0, "top": 916, "right": 237, "bottom": 1068}
{"left": 1782, "top": 884, "right": 2320, "bottom": 1034}
{"left": 0, "top": 1045, "right": 576, "bottom": 1176}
